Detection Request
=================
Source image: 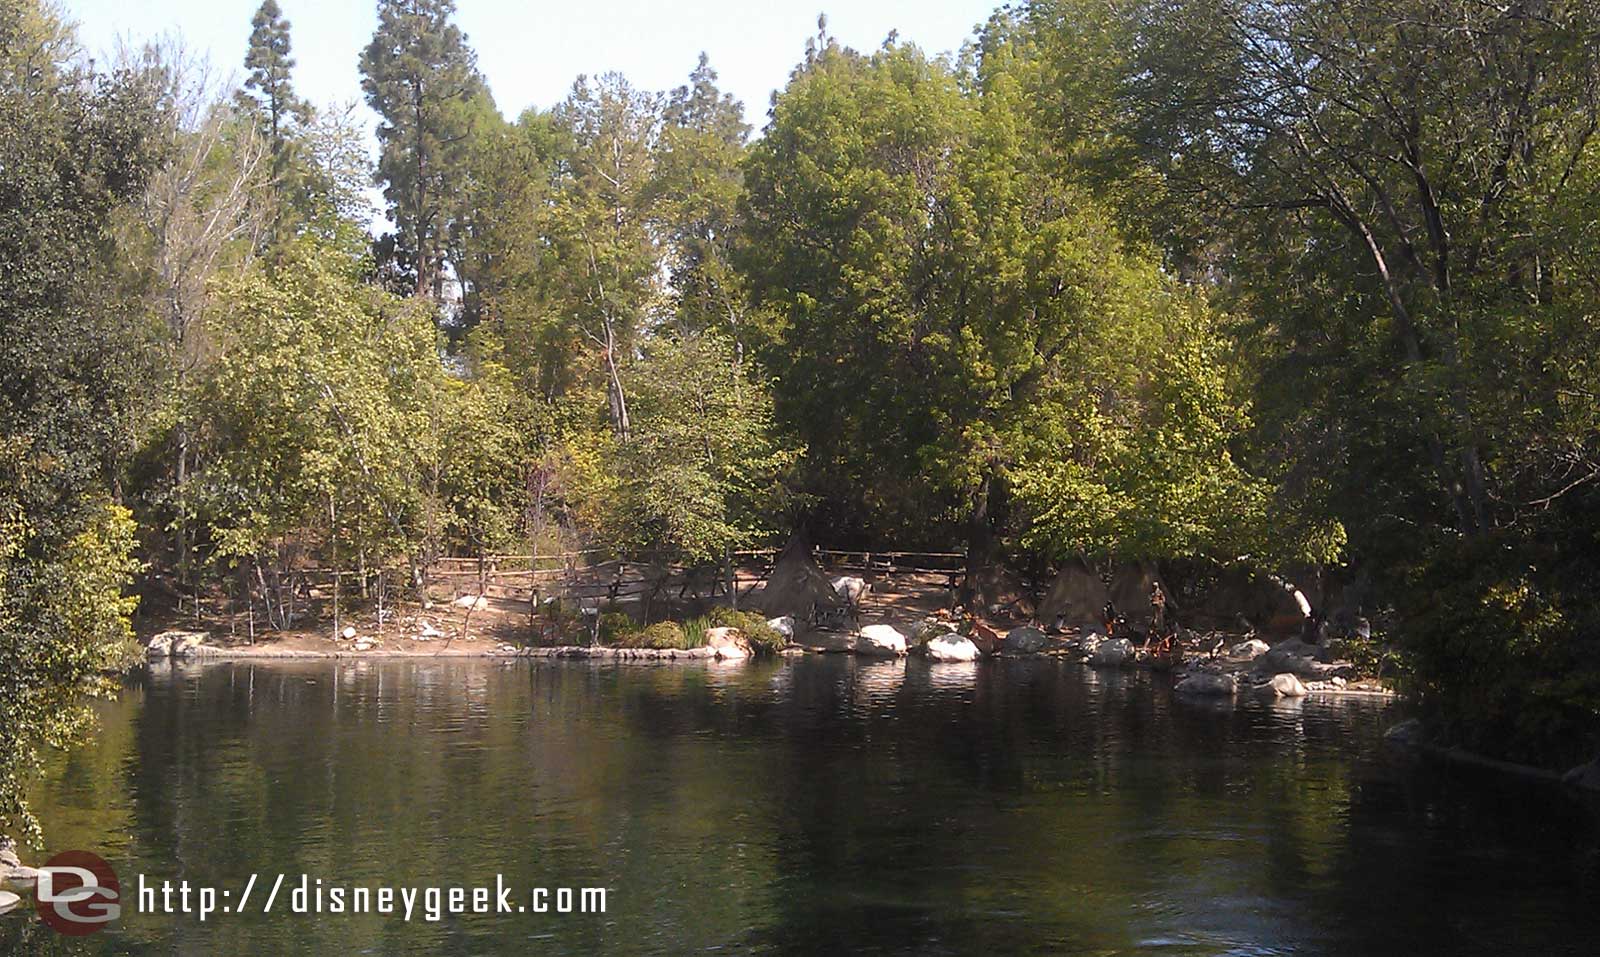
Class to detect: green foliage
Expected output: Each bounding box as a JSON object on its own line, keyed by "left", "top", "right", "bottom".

{"left": 676, "top": 616, "right": 714, "bottom": 649}
{"left": 237, "top": 0, "right": 308, "bottom": 170}
{"left": 617, "top": 621, "right": 697, "bottom": 651}
{"left": 0, "top": 501, "right": 144, "bottom": 842}
{"left": 610, "top": 610, "right": 786, "bottom": 653}
{"left": 360, "top": 0, "right": 491, "bottom": 300}
{"left": 649, "top": 54, "right": 760, "bottom": 350}
{"left": 704, "top": 606, "right": 786, "bottom": 653}
{"left": 194, "top": 240, "right": 444, "bottom": 581}
{"left": 578, "top": 333, "right": 796, "bottom": 565}
{"left": 1398, "top": 518, "right": 1600, "bottom": 769}
{"left": 0, "top": 0, "right": 165, "bottom": 840}
{"left": 743, "top": 29, "right": 1321, "bottom": 571}
{"left": 1064, "top": 0, "right": 1600, "bottom": 763}
{"left": 597, "top": 611, "right": 640, "bottom": 645}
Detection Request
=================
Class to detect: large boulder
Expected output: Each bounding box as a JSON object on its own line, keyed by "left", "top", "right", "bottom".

{"left": 924, "top": 633, "right": 982, "bottom": 661}
{"left": 1175, "top": 671, "right": 1238, "bottom": 696}
{"left": 767, "top": 616, "right": 798, "bottom": 640}
{"left": 1260, "top": 640, "right": 1325, "bottom": 678}
{"left": 452, "top": 593, "right": 490, "bottom": 611}
{"left": 704, "top": 627, "right": 753, "bottom": 660}
{"left": 855, "top": 624, "right": 908, "bottom": 657}
{"left": 1090, "top": 637, "right": 1135, "bottom": 667}
{"left": 146, "top": 630, "right": 210, "bottom": 660}
{"left": 1003, "top": 625, "right": 1049, "bottom": 654}
{"left": 1266, "top": 673, "right": 1309, "bottom": 698}
{"left": 1229, "top": 638, "right": 1271, "bottom": 659}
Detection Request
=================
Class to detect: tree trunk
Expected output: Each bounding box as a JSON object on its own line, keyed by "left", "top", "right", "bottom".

{"left": 604, "top": 321, "right": 631, "bottom": 440}
{"left": 961, "top": 466, "right": 1002, "bottom": 608}
{"left": 329, "top": 495, "right": 340, "bottom": 642}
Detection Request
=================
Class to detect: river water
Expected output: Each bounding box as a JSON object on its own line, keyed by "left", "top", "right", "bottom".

{"left": 5, "top": 657, "right": 1596, "bottom": 955}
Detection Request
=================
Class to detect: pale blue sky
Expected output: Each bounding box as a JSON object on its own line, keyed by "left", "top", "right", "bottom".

{"left": 63, "top": 0, "right": 1001, "bottom": 128}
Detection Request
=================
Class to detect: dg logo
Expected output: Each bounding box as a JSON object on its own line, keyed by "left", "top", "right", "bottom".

{"left": 34, "top": 850, "right": 121, "bottom": 936}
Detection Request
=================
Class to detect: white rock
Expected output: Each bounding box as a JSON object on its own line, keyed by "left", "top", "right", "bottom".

{"left": 1267, "top": 673, "right": 1309, "bottom": 697}
{"left": 1090, "top": 637, "right": 1135, "bottom": 667}
{"left": 341, "top": 625, "right": 358, "bottom": 640}
{"left": 352, "top": 638, "right": 377, "bottom": 652}
{"left": 704, "top": 627, "right": 752, "bottom": 660}
{"left": 1229, "top": 638, "right": 1271, "bottom": 659}
{"left": 924, "top": 633, "right": 981, "bottom": 661}
{"left": 452, "top": 594, "right": 489, "bottom": 611}
{"left": 855, "top": 624, "right": 908, "bottom": 657}
{"left": 1175, "top": 672, "right": 1238, "bottom": 696}
{"left": 146, "top": 630, "right": 209, "bottom": 659}
{"left": 0, "top": 865, "right": 38, "bottom": 891}
{"left": 767, "top": 616, "right": 797, "bottom": 640}
{"left": 173, "top": 633, "right": 212, "bottom": 658}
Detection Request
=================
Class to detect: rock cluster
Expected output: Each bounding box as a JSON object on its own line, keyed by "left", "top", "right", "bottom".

{"left": 145, "top": 631, "right": 216, "bottom": 660}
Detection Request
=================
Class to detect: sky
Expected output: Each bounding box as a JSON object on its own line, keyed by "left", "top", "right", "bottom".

{"left": 63, "top": 0, "right": 1002, "bottom": 129}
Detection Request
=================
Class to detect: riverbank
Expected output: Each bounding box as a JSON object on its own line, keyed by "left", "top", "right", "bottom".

{"left": 139, "top": 615, "right": 1395, "bottom": 700}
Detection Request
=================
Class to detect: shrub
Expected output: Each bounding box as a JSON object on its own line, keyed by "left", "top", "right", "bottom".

{"left": 705, "top": 606, "right": 786, "bottom": 653}
{"left": 598, "top": 611, "right": 640, "bottom": 645}
{"left": 1399, "top": 527, "right": 1600, "bottom": 770}
{"left": 618, "top": 621, "right": 696, "bottom": 650}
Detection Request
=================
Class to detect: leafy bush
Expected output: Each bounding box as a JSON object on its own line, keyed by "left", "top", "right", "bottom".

{"left": 705, "top": 606, "right": 786, "bottom": 653}
{"left": 618, "top": 621, "right": 698, "bottom": 650}
{"left": 598, "top": 611, "right": 640, "bottom": 645}
{"left": 1399, "top": 527, "right": 1600, "bottom": 770}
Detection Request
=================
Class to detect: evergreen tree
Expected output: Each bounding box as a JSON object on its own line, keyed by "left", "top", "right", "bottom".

{"left": 359, "top": 0, "right": 490, "bottom": 303}
{"left": 651, "top": 54, "right": 755, "bottom": 348}
{"left": 238, "top": 0, "right": 305, "bottom": 165}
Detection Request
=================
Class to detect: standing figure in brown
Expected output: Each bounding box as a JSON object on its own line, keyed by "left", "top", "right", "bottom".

{"left": 1143, "top": 582, "right": 1174, "bottom": 656}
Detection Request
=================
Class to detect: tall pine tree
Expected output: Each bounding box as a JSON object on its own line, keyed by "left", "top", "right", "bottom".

{"left": 359, "top": 0, "right": 489, "bottom": 302}
{"left": 239, "top": 0, "right": 305, "bottom": 164}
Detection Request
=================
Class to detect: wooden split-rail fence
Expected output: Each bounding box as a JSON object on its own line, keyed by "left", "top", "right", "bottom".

{"left": 426, "top": 547, "right": 969, "bottom": 613}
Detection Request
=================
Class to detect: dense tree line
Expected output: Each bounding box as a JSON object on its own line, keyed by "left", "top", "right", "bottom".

{"left": 3, "top": 0, "right": 1597, "bottom": 839}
